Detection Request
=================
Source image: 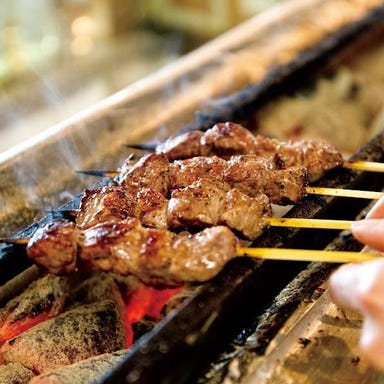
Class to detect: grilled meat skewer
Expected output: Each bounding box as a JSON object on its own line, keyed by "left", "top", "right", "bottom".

{"left": 132, "top": 122, "right": 343, "bottom": 182}
{"left": 27, "top": 219, "right": 238, "bottom": 287}
{"left": 76, "top": 180, "right": 271, "bottom": 240}
{"left": 118, "top": 153, "right": 308, "bottom": 205}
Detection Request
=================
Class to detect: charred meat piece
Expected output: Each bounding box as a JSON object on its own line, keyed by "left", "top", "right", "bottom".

{"left": 156, "top": 130, "right": 204, "bottom": 160}
{"left": 76, "top": 186, "right": 135, "bottom": 229}
{"left": 252, "top": 135, "right": 344, "bottom": 182}
{"left": 134, "top": 187, "right": 168, "bottom": 229}
{"left": 168, "top": 178, "right": 271, "bottom": 240}
{"left": 27, "top": 220, "right": 79, "bottom": 275}
{"left": 76, "top": 185, "right": 168, "bottom": 230}
{"left": 80, "top": 219, "right": 238, "bottom": 286}
{"left": 168, "top": 156, "right": 228, "bottom": 191}
{"left": 168, "top": 179, "right": 227, "bottom": 229}
{"left": 118, "top": 153, "right": 170, "bottom": 196}
{"left": 221, "top": 188, "right": 272, "bottom": 241}
{"left": 201, "top": 121, "right": 259, "bottom": 157}
{"left": 0, "top": 299, "right": 125, "bottom": 374}
{"left": 0, "top": 274, "right": 69, "bottom": 345}
{"left": 224, "top": 155, "right": 308, "bottom": 204}
{"left": 27, "top": 219, "right": 238, "bottom": 287}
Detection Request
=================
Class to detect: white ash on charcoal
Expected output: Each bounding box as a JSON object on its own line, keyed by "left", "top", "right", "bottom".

{"left": 0, "top": 268, "right": 189, "bottom": 381}
{"left": 0, "top": 299, "right": 125, "bottom": 374}
{"left": 29, "top": 349, "right": 128, "bottom": 384}
{"left": 0, "top": 362, "right": 34, "bottom": 383}
{"left": 0, "top": 273, "right": 71, "bottom": 345}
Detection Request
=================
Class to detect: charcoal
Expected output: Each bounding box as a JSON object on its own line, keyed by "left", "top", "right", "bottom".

{"left": 0, "top": 299, "right": 125, "bottom": 374}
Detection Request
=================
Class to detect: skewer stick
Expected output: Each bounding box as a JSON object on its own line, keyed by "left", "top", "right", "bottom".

{"left": 266, "top": 217, "right": 353, "bottom": 230}
{"left": 305, "top": 187, "right": 383, "bottom": 199}
{"left": 75, "top": 170, "right": 119, "bottom": 178}
{"left": 344, "top": 161, "right": 384, "bottom": 173}
{"left": 0, "top": 237, "right": 29, "bottom": 245}
{"left": 237, "top": 247, "right": 380, "bottom": 263}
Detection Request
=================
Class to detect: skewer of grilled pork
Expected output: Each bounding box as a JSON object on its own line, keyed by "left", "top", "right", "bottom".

{"left": 75, "top": 180, "right": 272, "bottom": 241}
{"left": 127, "top": 122, "right": 344, "bottom": 182}
{"left": 117, "top": 153, "right": 308, "bottom": 205}
{"left": 27, "top": 218, "right": 238, "bottom": 287}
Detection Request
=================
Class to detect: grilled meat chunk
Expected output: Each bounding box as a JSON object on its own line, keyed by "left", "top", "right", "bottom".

{"left": 221, "top": 188, "right": 271, "bottom": 241}
{"left": 168, "top": 179, "right": 227, "bottom": 228}
{"left": 80, "top": 219, "right": 238, "bottom": 286}
{"left": 252, "top": 135, "right": 344, "bottom": 182}
{"left": 76, "top": 185, "right": 168, "bottom": 230}
{"left": 118, "top": 153, "right": 169, "bottom": 196}
{"left": 27, "top": 220, "right": 79, "bottom": 275}
{"left": 135, "top": 187, "right": 168, "bottom": 229}
{"left": 168, "top": 156, "right": 228, "bottom": 191}
{"left": 201, "top": 121, "right": 258, "bottom": 157}
{"left": 156, "top": 130, "right": 204, "bottom": 160}
{"left": 0, "top": 300, "right": 125, "bottom": 374}
{"left": 224, "top": 156, "right": 308, "bottom": 204}
{"left": 76, "top": 186, "right": 135, "bottom": 229}
{"left": 168, "top": 178, "right": 271, "bottom": 239}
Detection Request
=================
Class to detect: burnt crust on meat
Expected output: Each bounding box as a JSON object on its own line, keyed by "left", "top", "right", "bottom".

{"left": 27, "top": 218, "right": 238, "bottom": 287}
{"left": 27, "top": 220, "right": 80, "bottom": 275}
{"left": 146, "top": 122, "right": 343, "bottom": 182}
{"left": 168, "top": 178, "right": 271, "bottom": 240}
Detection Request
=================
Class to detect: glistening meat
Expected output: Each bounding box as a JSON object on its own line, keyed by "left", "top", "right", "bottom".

{"left": 119, "top": 153, "right": 308, "bottom": 204}
{"left": 76, "top": 180, "right": 271, "bottom": 240}
{"left": 148, "top": 122, "right": 343, "bottom": 182}
{"left": 27, "top": 218, "right": 238, "bottom": 287}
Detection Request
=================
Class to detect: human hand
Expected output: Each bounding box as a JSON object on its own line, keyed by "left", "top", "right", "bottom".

{"left": 329, "top": 197, "right": 384, "bottom": 371}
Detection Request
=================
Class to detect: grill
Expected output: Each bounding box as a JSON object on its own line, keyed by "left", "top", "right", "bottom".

{"left": 1, "top": 1, "right": 384, "bottom": 383}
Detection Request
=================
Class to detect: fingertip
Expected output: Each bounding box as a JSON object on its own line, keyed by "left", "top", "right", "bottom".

{"left": 328, "top": 263, "right": 362, "bottom": 312}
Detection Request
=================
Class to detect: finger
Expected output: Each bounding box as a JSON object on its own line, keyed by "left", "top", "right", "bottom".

{"left": 329, "top": 259, "right": 384, "bottom": 315}
{"left": 366, "top": 196, "right": 384, "bottom": 219}
{"left": 360, "top": 317, "right": 384, "bottom": 371}
{"left": 351, "top": 219, "right": 384, "bottom": 252}
{"left": 329, "top": 263, "right": 366, "bottom": 312}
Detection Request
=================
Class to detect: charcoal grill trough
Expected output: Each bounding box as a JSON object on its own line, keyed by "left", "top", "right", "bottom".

{"left": 1, "top": 1, "right": 384, "bottom": 383}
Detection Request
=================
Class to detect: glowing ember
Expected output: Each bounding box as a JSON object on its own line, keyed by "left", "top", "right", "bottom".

{"left": 123, "top": 283, "right": 183, "bottom": 347}
{"left": 0, "top": 312, "right": 52, "bottom": 346}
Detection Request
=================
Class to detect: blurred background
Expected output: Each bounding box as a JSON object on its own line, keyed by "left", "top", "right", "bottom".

{"left": 0, "top": 0, "right": 284, "bottom": 154}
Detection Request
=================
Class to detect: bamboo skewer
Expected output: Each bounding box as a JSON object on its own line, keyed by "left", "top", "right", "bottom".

{"left": 344, "top": 160, "right": 384, "bottom": 173}
{"left": 236, "top": 247, "right": 380, "bottom": 263}
{"left": 266, "top": 217, "right": 353, "bottom": 230}
{"left": 305, "top": 187, "right": 383, "bottom": 199}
